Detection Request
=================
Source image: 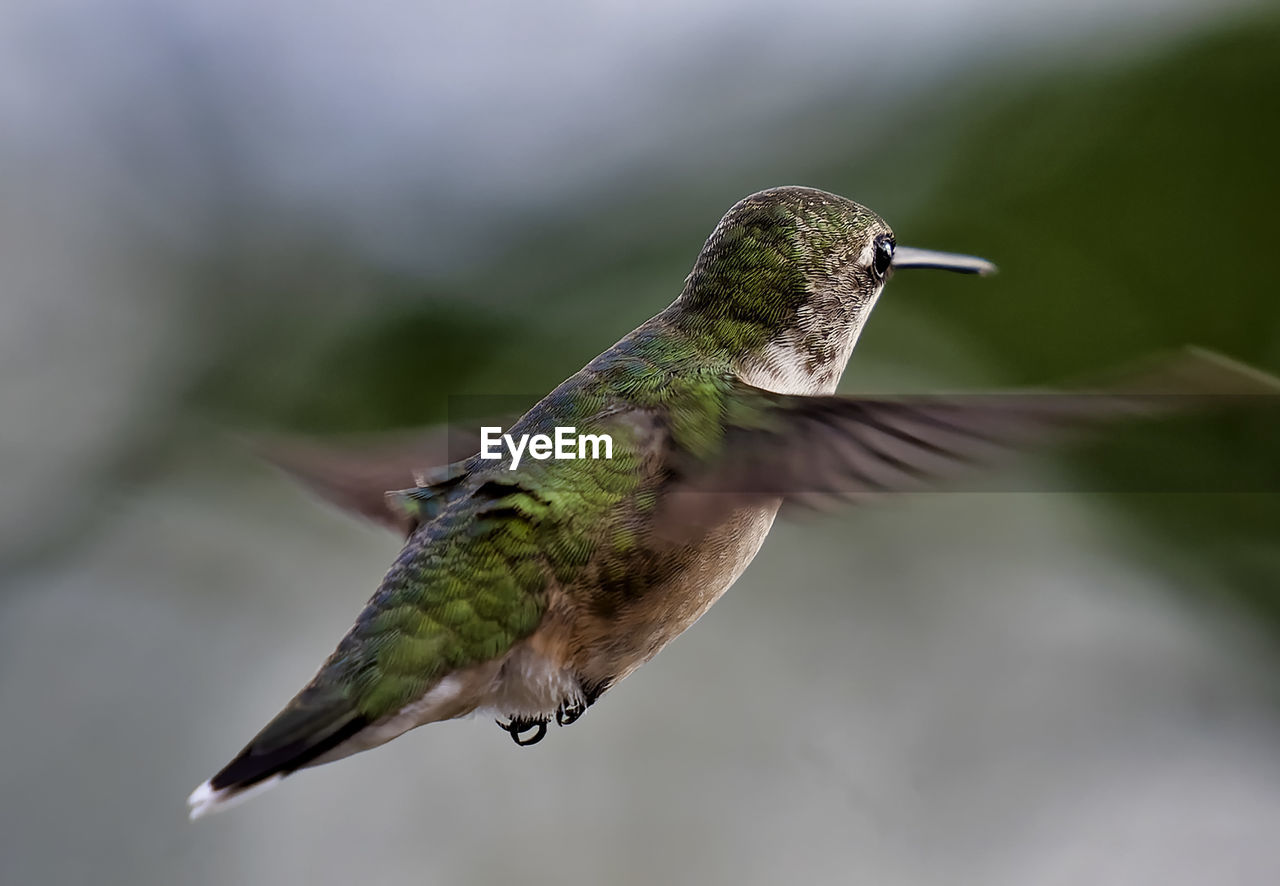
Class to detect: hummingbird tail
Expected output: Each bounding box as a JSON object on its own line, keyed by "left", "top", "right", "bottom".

{"left": 187, "top": 688, "right": 371, "bottom": 820}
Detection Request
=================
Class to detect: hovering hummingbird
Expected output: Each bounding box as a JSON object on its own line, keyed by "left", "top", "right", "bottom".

{"left": 188, "top": 186, "right": 1274, "bottom": 818}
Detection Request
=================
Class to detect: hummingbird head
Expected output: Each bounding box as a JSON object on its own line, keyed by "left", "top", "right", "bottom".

{"left": 671, "top": 186, "right": 994, "bottom": 395}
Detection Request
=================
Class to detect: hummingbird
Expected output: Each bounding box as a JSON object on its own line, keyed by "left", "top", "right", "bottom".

{"left": 188, "top": 186, "right": 1274, "bottom": 818}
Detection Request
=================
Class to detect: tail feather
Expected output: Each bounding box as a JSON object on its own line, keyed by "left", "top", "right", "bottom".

{"left": 188, "top": 687, "right": 369, "bottom": 820}
{"left": 187, "top": 773, "right": 287, "bottom": 820}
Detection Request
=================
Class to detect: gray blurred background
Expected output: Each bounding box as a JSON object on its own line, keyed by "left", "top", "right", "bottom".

{"left": 3, "top": 1, "right": 1280, "bottom": 884}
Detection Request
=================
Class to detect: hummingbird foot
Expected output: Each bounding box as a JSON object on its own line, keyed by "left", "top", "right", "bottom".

{"left": 497, "top": 715, "right": 549, "bottom": 746}
{"left": 555, "top": 697, "right": 587, "bottom": 726}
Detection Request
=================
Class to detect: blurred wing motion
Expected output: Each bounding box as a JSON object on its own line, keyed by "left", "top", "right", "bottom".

{"left": 252, "top": 427, "right": 482, "bottom": 533}
{"left": 251, "top": 348, "right": 1278, "bottom": 539}
{"left": 658, "top": 348, "right": 1280, "bottom": 532}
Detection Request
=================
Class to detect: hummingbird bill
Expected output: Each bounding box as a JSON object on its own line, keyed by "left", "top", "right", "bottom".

{"left": 188, "top": 186, "right": 1277, "bottom": 818}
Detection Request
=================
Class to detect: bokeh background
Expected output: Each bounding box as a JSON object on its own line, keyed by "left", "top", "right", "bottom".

{"left": 3, "top": 1, "right": 1280, "bottom": 884}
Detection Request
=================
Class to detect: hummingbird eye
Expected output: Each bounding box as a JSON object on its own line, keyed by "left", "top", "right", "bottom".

{"left": 872, "top": 237, "right": 894, "bottom": 280}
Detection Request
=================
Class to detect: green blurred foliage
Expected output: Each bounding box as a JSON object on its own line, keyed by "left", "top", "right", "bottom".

{"left": 861, "top": 12, "right": 1280, "bottom": 377}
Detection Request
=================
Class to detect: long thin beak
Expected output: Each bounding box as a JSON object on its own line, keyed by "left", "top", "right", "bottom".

{"left": 892, "top": 246, "right": 997, "bottom": 276}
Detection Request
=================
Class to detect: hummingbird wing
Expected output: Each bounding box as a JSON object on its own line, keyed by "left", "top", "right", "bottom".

{"left": 659, "top": 348, "right": 1280, "bottom": 531}
{"left": 252, "top": 427, "right": 481, "bottom": 532}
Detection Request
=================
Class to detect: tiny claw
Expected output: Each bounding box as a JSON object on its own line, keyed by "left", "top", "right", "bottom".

{"left": 497, "top": 716, "right": 548, "bottom": 746}
{"left": 556, "top": 698, "right": 587, "bottom": 727}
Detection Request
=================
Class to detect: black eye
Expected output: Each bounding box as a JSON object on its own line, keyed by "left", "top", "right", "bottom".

{"left": 872, "top": 237, "right": 894, "bottom": 279}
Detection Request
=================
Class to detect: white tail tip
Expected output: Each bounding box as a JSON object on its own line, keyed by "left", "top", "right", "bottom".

{"left": 187, "top": 774, "right": 283, "bottom": 820}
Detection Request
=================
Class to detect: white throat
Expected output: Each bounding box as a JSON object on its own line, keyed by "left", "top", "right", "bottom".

{"left": 737, "top": 284, "right": 885, "bottom": 396}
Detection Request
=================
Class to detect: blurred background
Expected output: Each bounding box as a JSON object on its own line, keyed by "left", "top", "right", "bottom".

{"left": 3, "top": 1, "right": 1280, "bottom": 883}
